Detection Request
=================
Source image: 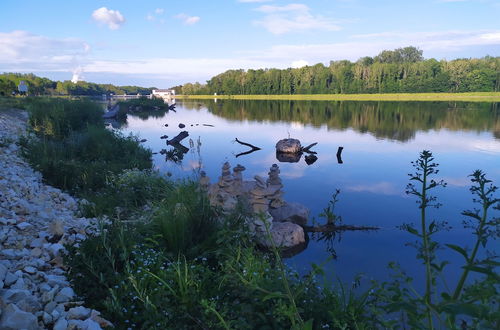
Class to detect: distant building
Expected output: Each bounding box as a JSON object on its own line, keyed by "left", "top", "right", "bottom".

{"left": 18, "top": 81, "right": 28, "bottom": 95}
{"left": 152, "top": 89, "right": 175, "bottom": 98}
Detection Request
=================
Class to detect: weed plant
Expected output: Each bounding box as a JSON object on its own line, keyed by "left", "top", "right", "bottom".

{"left": 375, "top": 151, "right": 499, "bottom": 329}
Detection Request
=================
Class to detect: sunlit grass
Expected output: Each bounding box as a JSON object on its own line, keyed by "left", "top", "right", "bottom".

{"left": 178, "top": 92, "right": 500, "bottom": 102}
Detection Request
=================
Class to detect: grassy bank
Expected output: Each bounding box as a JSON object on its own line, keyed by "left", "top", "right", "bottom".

{"left": 178, "top": 92, "right": 500, "bottom": 102}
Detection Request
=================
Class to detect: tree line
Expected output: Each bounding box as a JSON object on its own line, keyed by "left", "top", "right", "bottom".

{"left": 170, "top": 47, "right": 500, "bottom": 95}
{"left": 0, "top": 73, "right": 155, "bottom": 97}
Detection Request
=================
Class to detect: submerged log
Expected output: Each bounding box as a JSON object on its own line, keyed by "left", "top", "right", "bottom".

{"left": 303, "top": 224, "right": 379, "bottom": 232}
{"left": 302, "top": 142, "right": 318, "bottom": 154}
{"left": 305, "top": 154, "right": 318, "bottom": 165}
{"left": 167, "top": 131, "right": 189, "bottom": 145}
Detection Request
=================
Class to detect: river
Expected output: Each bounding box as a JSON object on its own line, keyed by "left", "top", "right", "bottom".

{"left": 118, "top": 99, "right": 500, "bottom": 289}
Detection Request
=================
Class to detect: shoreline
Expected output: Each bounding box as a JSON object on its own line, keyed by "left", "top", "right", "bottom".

{"left": 176, "top": 92, "right": 500, "bottom": 102}
{"left": 0, "top": 108, "right": 110, "bottom": 329}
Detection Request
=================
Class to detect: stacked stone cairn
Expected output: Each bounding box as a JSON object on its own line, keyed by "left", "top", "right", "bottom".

{"left": 248, "top": 175, "right": 273, "bottom": 234}
{"left": 207, "top": 162, "right": 237, "bottom": 211}
{"left": 266, "top": 164, "right": 285, "bottom": 209}
{"left": 231, "top": 164, "right": 246, "bottom": 196}
{"left": 199, "top": 171, "right": 210, "bottom": 192}
{"left": 201, "top": 162, "right": 306, "bottom": 250}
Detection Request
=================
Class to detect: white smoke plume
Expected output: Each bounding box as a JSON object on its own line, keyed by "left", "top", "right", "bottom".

{"left": 71, "top": 67, "right": 84, "bottom": 83}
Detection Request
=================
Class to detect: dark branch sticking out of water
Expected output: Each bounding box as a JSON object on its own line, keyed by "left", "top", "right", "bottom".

{"left": 303, "top": 224, "right": 380, "bottom": 232}
{"left": 235, "top": 138, "right": 261, "bottom": 158}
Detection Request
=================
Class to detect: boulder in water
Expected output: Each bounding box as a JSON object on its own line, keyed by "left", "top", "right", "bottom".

{"left": 276, "top": 139, "right": 301, "bottom": 154}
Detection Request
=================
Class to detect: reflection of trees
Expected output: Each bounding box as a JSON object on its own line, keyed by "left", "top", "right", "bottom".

{"left": 180, "top": 100, "right": 499, "bottom": 142}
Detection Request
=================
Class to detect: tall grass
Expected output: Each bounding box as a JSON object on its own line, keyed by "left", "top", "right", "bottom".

{"left": 21, "top": 126, "right": 151, "bottom": 193}
{"left": 151, "top": 182, "right": 218, "bottom": 258}
{"left": 27, "top": 97, "right": 103, "bottom": 139}
{"left": 19, "top": 98, "right": 153, "bottom": 195}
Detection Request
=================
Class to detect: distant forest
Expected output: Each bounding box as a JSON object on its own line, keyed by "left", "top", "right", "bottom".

{"left": 0, "top": 73, "right": 155, "bottom": 97}
{"left": 170, "top": 47, "right": 500, "bottom": 95}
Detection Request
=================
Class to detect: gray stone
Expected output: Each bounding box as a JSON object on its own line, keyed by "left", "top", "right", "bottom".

{"left": 47, "top": 243, "right": 65, "bottom": 257}
{"left": 44, "top": 301, "right": 57, "bottom": 314}
{"left": 0, "top": 263, "right": 6, "bottom": 281}
{"left": 23, "top": 266, "right": 37, "bottom": 274}
{"left": 1, "top": 289, "right": 32, "bottom": 305}
{"left": 261, "top": 222, "right": 305, "bottom": 248}
{"left": 82, "top": 318, "right": 103, "bottom": 330}
{"left": 3, "top": 272, "right": 17, "bottom": 286}
{"left": 15, "top": 222, "right": 32, "bottom": 230}
{"left": 68, "top": 306, "right": 91, "bottom": 320}
{"left": 269, "top": 202, "right": 309, "bottom": 226}
{"left": 55, "top": 286, "right": 75, "bottom": 303}
{"left": 42, "top": 311, "right": 53, "bottom": 325}
{"left": 45, "top": 274, "right": 69, "bottom": 287}
{"left": 53, "top": 318, "right": 68, "bottom": 330}
{"left": 0, "top": 303, "right": 38, "bottom": 330}
{"left": 276, "top": 138, "right": 302, "bottom": 153}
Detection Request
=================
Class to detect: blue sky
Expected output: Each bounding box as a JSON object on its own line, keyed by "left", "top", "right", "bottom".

{"left": 1, "top": 0, "right": 499, "bottom": 87}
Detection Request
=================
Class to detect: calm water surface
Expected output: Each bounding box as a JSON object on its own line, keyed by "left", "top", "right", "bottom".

{"left": 119, "top": 100, "right": 500, "bottom": 288}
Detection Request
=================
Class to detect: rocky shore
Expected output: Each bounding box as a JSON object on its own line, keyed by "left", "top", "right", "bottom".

{"left": 0, "top": 109, "right": 110, "bottom": 329}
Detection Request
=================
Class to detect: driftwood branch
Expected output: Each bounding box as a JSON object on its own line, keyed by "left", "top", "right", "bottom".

{"left": 236, "top": 149, "right": 260, "bottom": 158}
{"left": 235, "top": 138, "right": 261, "bottom": 158}
{"left": 303, "top": 224, "right": 379, "bottom": 233}
{"left": 336, "top": 146, "right": 344, "bottom": 164}
{"left": 302, "top": 142, "right": 318, "bottom": 154}
{"left": 235, "top": 138, "right": 261, "bottom": 150}
{"left": 167, "top": 131, "right": 189, "bottom": 145}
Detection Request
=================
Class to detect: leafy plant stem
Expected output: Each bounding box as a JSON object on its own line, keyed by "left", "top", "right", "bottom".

{"left": 452, "top": 184, "right": 488, "bottom": 300}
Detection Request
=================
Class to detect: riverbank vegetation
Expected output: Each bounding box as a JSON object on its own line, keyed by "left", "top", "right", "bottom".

{"left": 179, "top": 92, "right": 500, "bottom": 102}
{"left": 12, "top": 98, "right": 499, "bottom": 328}
{"left": 0, "top": 73, "right": 154, "bottom": 96}
{"left": 171, "top": 47, "right": 499, "bottom": 96}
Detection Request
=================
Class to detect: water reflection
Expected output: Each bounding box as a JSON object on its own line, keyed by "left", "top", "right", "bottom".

{"left": 182, "top": 100, "right": 499, "bottom": 142}
{"left": 119, "top": 99, "right": 500, "bottom": 285}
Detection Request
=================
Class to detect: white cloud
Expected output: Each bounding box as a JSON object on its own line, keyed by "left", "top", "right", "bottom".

{"left": 256, "top": 4, "right": 310, "bottom": 13}
{"left": 175, "top": 13, "right": 201, "bottom": 25}
{"left": 351, "top": 30, "right": 500, "bottom": 52}
{"left": 0, "top": 30, "right": 89, "bottom": 70}
{"left": 238, "top": 0, "right": 272, "bottom": 3}
{"left": 291, "top": 60, "right": 308, "bottom": 68}
{"left": 155, "top": 8, "right": 164, "bottom": 15}
{"left": 146, "top": 14, "right": 155, "bottom": 21}
{"left": 91, "top": 7, "right": 125, "bottom": 30}
{"left": 346, "top": 182, "right": 401, "bottom": 196}
{"left": 253, "top": 3, "right": 341, "bottom": 34}
{"left": 2, "top": 28, "right": 499, "bottom": 86}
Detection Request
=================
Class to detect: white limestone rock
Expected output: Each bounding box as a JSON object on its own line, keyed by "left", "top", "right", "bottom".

{"left": 0, "top": 303, "right": 38, "bottom": 330}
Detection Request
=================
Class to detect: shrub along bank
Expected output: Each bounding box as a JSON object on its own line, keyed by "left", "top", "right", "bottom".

{"left": 17, "top": 98, "right": 499, "bottom": 329}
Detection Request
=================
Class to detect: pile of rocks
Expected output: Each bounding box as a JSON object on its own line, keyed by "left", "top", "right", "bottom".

{"left": 202, "top": 162, "right": 307, "bottom": 251}
{"left": 208, "top": 162, "right": 237, "bottom": 210}
{"left": 0, "top": 109, "right": 110, "bottom": 329}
